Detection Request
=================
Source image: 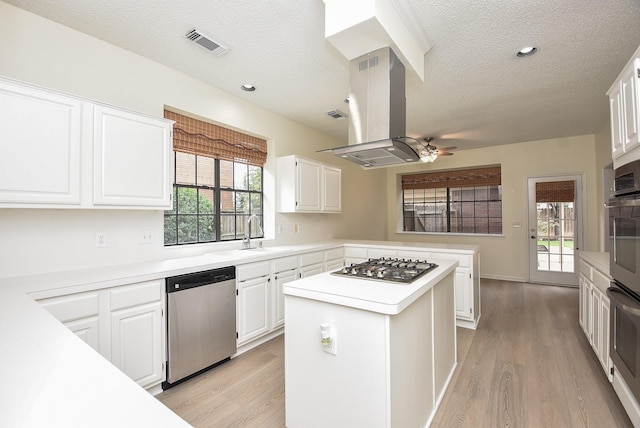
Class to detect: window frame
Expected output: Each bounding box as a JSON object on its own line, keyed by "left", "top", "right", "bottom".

{"left": 164, "top": 152, "right": 264, "bottom": 246}
{"left": 400, "top": 166, "right": 503, "bottom": 236}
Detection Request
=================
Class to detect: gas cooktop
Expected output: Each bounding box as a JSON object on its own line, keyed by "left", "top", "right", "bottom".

{"left": 331, "top": 257, "right": 438, "bottom": 284}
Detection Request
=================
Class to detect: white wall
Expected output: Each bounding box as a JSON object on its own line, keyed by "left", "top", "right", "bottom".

{"left": 0, "top": 2, "right": 386, "bottom": 277}
{"left": 385, "top": 134, "right": 602, "bottom": 282}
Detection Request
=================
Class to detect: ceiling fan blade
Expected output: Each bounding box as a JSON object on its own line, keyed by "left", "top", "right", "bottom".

{"left": 438, "top": 152, "right": 454, "bottom": 156}
{"left": 438, "top": 146, "right": 457, "bottom": 152}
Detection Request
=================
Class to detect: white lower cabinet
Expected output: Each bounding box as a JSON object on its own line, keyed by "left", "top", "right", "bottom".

{"left": 299, "top": 251, "right": 324, "bottom": 278}
{"left": 111, "top": 302, "right": 163, "bottom": 388}
{"left": 35, "top": 279, "right": 165, "bottom": 390}
{"left": 38, "top": 292, "right": 102, "bottom": 352}
{"left": 237, "top": 257, "right": 300, "bottom": 346}
{"left": 272, "top": 259, "right": 298, "bottom": 329}
{"left": 579, "top": 257, "right": 613, "bottom": 381}
{"left": 237, "top": 263, "right": 271, "bottom": 345}
{"left": 455, "top": 267, "right": 473, "bottom": 320}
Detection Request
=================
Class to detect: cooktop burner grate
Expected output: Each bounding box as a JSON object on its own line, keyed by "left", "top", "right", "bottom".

{"left": 331, "top": 257, "right": 438, "bottom": 284}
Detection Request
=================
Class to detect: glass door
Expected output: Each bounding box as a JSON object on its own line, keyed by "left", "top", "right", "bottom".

{"left": 528, "top": 176, "right": 583, "bottom": 286}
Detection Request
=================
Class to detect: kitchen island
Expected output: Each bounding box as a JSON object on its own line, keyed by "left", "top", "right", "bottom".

{"left": 284, "top": 259, "right": 458, "bottom": 428}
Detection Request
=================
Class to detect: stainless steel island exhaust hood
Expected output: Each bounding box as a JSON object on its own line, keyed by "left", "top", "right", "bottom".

{"left": 322, "top": 47, "right": 420, "bottom": 168}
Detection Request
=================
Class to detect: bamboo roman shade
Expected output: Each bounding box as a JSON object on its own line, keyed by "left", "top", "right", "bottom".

{"left": 402, "top": 165, "right": 501, "bottom": 190}
{"left": 535, "top": 180, "right": 575, "bottom": 203}
{"left": 165, "top": 110, "right": 267, "bottom": 166}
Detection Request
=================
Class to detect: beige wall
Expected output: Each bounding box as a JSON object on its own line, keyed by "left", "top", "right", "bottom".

{"left": 0, "top": 2, "right": 386, "bottom": 276}
{"left": 0, "top": 1, "right": 613, "bottom": 281}
{"left": 385, "top": 135, "right": 602, "bottom": 281}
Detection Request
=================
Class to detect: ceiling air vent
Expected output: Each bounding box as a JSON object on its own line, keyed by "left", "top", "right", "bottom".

{"left": 186, "top": 28, "right": 230, "bottom": 56}
{"left": 327, "top": 109, "right": 349, "bottom": 120}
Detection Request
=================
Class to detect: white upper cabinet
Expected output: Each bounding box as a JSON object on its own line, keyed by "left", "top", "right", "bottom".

{"left": 0, "top": 77, "right": 173, "bottom": 209}
{"left": 0, "top": 79, "right": 82, "bottom": 205}
{"left": 608, "top": 46, "right": 640, "bottom": 168}
{"left": 277, "top": 155, "right": 341, "bottom": 213}
{"left": 93, "top": 105, "right": 173, "bottom": 208}
{"left": 322, "top": 165, "right": 342, "bottom": 212}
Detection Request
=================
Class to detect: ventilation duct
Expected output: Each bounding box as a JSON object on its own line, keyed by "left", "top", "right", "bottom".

{"left": 186, "top": 28, "right": 230, "bottom": 56}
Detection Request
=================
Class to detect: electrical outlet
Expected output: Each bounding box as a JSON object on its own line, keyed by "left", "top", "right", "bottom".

{"left": 323, "top": 327, "right": 337, "bottom": 356}
{"left": 140, "top": 230, "right": 154, "bottom": 245}
{"left": 96, "top": 232, "right": 107, "bottom": 248}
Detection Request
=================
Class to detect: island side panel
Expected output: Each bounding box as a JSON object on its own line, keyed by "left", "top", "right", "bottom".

{"left": 389, "top": 286, "right": 435, "bottom": 427}
{"left": 284, "top": 295, "right": 389, "bottom": 428}
{"left": 433, "top": 271, "right": 457, "bottom": 404}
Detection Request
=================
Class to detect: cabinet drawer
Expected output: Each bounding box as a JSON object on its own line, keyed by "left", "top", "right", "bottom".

{"left": 397, "top": 250, "right": 431, "bottom": 260}
{"left": 368, "top": 248, "right": 396, "bottom": 259}
{"left": 111, "top": 280, "right": 163, "bottom": 311}
{"left": 300, "top": 251, "right": 324, "bottom": 266}
{"left": 593, "top": 269, "right": 611, "bottom": 294}
{"left": 344, "top": 246, "right": 367, "bottom": 259}
{"left": 39, "top": 292, "right": 99, "bottom": 323}
{"left": 579, "top": 260, "right": 593, "bottom": 280}
{"left": 325, "top": 247, "right": 344, "bottom": 261}
{"left": 273, "top": 256, "right": 298, "bottom": 273}
{"left": 237, "top": 261, "right": 270, "bottom": 281}
{"left": 430, "top": 252, "right": 471, "bottom": 268}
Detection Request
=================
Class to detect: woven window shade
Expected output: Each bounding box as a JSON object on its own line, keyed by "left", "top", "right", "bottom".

{"left": 165, "top": 110, "right": 267, "bottom": 166}
{"left": 402, "top": 165, "right": 501, "bottom": 190}
{"left": 536, "top": 180, "right": 574, "bottom": 203}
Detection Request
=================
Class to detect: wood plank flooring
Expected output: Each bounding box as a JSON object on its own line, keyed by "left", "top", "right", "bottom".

{"left": 156, "top": 279, "right": 632, "bottom": 427}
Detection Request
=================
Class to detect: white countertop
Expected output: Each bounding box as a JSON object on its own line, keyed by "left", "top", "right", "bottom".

{"left": 0, "top": 239, "right": 478, "bottom": 426}
{"left": 579, "top": 251, "right": 610, "bottom": 277}
{"left": 283, "top": 260, "right": 458, "bottom": 315}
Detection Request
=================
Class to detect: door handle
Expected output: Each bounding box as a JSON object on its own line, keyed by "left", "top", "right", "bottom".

{"left": 531, "top": 236, "right": 536, "bottom": 239}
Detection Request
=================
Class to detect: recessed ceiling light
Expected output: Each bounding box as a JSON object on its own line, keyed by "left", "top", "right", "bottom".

{"left": 516, "top": 46, "right": 537, "bottom": 58}
{"left": 241, "top": 84, "right": 256, "bottom": 91}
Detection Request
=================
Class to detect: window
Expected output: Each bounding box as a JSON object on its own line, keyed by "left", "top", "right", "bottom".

{"left": 402, "top": 165, "right": 502, "bottom": 234}
{"left": 163, "top": 110, "right": 267, "bottom": 246}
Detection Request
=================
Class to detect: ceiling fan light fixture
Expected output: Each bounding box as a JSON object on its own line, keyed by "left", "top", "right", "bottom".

{"left": 516, "top": 46, "right": 537, "bottom": 58}
{"left": 241, "top": 84, "right": 256, "bottom": 91}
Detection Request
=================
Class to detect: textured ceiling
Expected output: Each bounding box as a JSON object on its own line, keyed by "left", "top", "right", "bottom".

{"left": 4, "top": 0, "right": 640, "bottom": 151}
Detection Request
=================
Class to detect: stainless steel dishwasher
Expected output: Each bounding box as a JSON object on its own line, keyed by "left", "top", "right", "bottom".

{"left": 163, "top": 266, "right": 236, "bottom": 389}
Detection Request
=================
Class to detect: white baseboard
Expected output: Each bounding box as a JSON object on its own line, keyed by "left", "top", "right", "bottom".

{"left": 612, "top": 367, "right": 640, "bottom": 427}
{"left": 235, "top": 328, "right": 284, "bottom": 357}
{"left": 480, "top": 274, "right": 528, "bottom": 282}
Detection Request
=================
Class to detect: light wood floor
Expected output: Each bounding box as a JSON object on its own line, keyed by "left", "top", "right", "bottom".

{"left": 157, "top": 279, "right": 632, "bottom": 427}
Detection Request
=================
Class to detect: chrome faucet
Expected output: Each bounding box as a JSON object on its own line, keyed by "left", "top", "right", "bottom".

{"left": 242, "top": 214, "right": 263, "bottom": 249}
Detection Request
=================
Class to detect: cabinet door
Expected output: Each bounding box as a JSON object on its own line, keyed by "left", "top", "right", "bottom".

{"left": 299, "top": 264, "right": 323, "bottom": 278}
{"left": 579, "top": 275, "right": 591, "bottom": 337}
{"left": 38, "top": 292, "right": 102, "bottom": 353}
{"left": 322, "top": 165, "right": 342, "bottom": 212}
{"left": 455, "top": 268, "right": 473, "bottom": 320}
{"left": 237, "top": 276, "right": 270, "bottom": 344}
{"left": 93, "top": 105, "right": 173, "bottom": 208}
{"left": 591, "top": 287, "right": 601, "bottom": 356}
{"left": 111, "top": 301, "right": 163, "bottom": 388}
{"left": 0, "top": 79, "right": 82, "bottom": 205}
{"left": 600, "top": 294, "right": 613, "bottom": 381}
{"left": 273, "top": 269, "right": 297, "bottom": 329}
{"left": 621, "top": 60, "right": 640, "bottom": 152}
{"left": 296, "top": 158, "right": 321, "bottom": 211}
{"left": 610, "top": 82, "right": 625, "bottom": 159}
{"left": 64, "top": 317, "right": 101, "bottom": 353}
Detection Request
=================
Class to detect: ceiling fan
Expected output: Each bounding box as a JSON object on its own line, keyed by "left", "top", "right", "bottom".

{"left": 418, "top": 137, "right": 456, "bottom": 163}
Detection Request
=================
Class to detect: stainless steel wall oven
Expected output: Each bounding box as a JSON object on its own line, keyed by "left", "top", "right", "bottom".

{"left": 607, "top": 159, "right": 640, "bottom": 403}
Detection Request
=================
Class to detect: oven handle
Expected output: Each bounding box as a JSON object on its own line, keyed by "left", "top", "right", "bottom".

{"left": 607, "top": 286, "right": 640, "bottom": 317}
{"left": 605, "top": 199, "right": 640, "bottom": 208}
